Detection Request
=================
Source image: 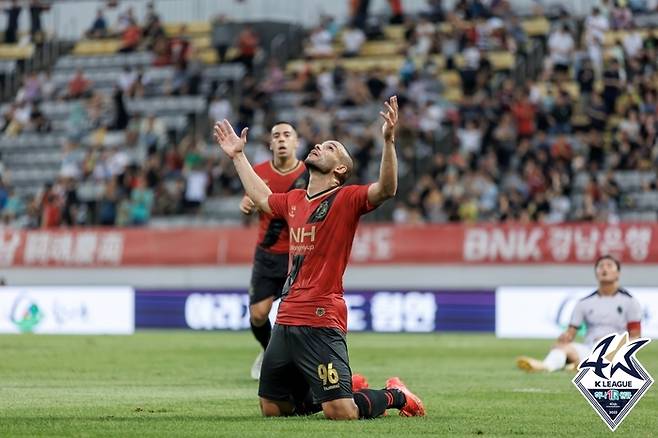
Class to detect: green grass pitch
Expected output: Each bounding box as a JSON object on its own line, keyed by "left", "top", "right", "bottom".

{"left": 1, "top": 331, "right": 657, "bottom": 437}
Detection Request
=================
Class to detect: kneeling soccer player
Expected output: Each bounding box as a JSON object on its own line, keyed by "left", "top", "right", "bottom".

{"left": 214, "top": 96, "right": 425, "bottom": 419}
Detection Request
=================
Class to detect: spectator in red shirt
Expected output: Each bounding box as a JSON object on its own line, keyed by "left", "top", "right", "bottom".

{"left": 170, "top": 25, "right": 191, "bottom": 67}
{"left": 511, "top": 90, "right": 536, "bottom": 138}
{"left": 41, "top": 193, "right": 61, "bottom": 228}
{"left": 236, "top": 25, "right": 259, "bottom": 71}
{"left": 67, "top": 69, "right": 91, "bottom": 98}
{"left": 119, "top": 19, "right": 141, "bottom": 53}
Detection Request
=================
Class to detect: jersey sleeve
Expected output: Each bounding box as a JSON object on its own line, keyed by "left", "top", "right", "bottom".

{"left": 569, "top": 301, "right": 585, "bottom": 329}
{"left": 341, "top": 184, "right": 377, "bottom": 217}
{"left": 627, "top": 298, "right": 643, "bottom": 322}
{"left": 268, "top": 192, "right": 288, "bottom": 219}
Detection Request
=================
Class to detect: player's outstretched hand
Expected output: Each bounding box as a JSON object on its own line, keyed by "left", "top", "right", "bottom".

{"left": 213, "top": 119, "right": 248, "bottom": 159}
{"left": 380, "top": 95, "right": 398, "bottom": 142}
{"left": 240, "top": 196, "right": 256, "bottom": 215}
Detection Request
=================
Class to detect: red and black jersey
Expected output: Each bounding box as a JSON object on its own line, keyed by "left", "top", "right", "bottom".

{"left": 267, "top": 184, "right": 377, "bottom": 333}
{"left": 253, "top": 161, "right": 308, "bottom": 254}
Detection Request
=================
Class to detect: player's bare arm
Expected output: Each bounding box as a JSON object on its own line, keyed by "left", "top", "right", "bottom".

{"left": 557, "top": 326, "right": 578, "bottom": 344}
{"left": 367, "top": 95, "right": 399, "bottom": 207}
{"left": 214, "top": 119, "right": 273, "bottom": 214}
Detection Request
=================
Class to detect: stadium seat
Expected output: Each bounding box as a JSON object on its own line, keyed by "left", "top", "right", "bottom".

{"left": 455, "top": 51, "right": 515, "bottom": 70}
{"left": 0, "top": 44, "right": 35, "bottom": 60}
{"left": 383, "top": 25, "right": 404, "bottom": 41}
{"left": 72, "top": 39, "right": 121, "bottom": 56}
{"left": 521, "top": 17, "right": 550, "bottom": 37}
{"left": 192, "top": 36, "right": 212, "bottom": 50}
{"left": 359, "top": 41, "right": 403, "bottom": 57}
{"left": 164, "top": 21, "right": 211, "bottom": 37}
{"left": 603, "top": 29, "right": 649, "bottom": 47}
{"left": 439, "top": 71, "right": 461, "bottom": 87}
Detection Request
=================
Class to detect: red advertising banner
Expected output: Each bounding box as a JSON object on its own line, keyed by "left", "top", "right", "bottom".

{"left": 0, "top": 223, "right": 655, "bottom": 267}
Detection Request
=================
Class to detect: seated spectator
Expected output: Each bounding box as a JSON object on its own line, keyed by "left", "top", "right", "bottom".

{"left": 1, "top": 187, "right": 25, "bottom": 222}
{"left": 305, "top": 25, "right": 334, "bottom": 58}
{"left": 115, "top": 7, "right": 135, "bottom": 35}
{"left": 117, "top": 67, "right": 137, "bottom": 94}
{"left": 41, "top": 193, "right": 61, "bottom": 228}
{"left": 170, "top": 25, "right": 192, "bottom": 67}
{"left": 86, "top": 8, "right": 108, "bottom": 39}
{"left": 342, "top": 23, "right": 366, "bottom": 57}
{"left": 67, "top": 69, "right": 92, "bottom": 99}
{"left": 139, "top": 113, "right": 168, "bottom": 151}
{"left": 546, "top": 24, "right": 574, "bottom": 79}
{"left": 143, "top": 14, "right": 165, "bottom": 50}
{"left": 152, "top": 35, "right": 172, "bottom": 66}
{"left": 236, "top": 25, "right": 260, "bottom": 70}
{"left": 212, "top": 15, "right": 233, "bottom": 63}
{"left": 130, "top": 174, "right": 154, "bottom": 226}
{"left": 119, "top": 18, "right": 141, "bottom": 53}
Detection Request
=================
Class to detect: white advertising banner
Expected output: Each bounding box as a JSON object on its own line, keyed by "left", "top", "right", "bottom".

{"left": 496, "top": 287, "right": 658, "bottom": 339}
{"left": 0, "top": 287, "right": 135, "bottom": 334}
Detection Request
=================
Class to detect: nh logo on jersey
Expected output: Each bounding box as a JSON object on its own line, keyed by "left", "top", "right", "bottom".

{"left": 572, "top": 332, "right": 653, "bottom": 431}
{"left": 290, "top": 226, "right": 316, "bottom": 243}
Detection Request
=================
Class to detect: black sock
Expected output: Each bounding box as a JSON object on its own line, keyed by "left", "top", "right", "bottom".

{"left": 353, "top": 388, "right": 405, "bottom": 419}
{"left": 250, "top": 319, "right": 271, "bottom": 350}
{"left": 385, "top": 388, "right": 406, "bottom": 409}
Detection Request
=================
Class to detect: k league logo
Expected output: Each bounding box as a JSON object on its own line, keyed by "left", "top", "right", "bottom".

{"left": 572, "top": 332, "right": 653, "bottom": 431}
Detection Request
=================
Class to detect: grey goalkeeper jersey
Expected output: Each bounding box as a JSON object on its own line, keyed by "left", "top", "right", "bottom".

{"left": 569, "top": 288, "right": 643, "bottom": 346}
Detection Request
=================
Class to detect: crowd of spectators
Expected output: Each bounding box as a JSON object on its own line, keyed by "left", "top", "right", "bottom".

{"left": 282, "top": 0, "right": 658, "bottom": 225}
{"left": 1, "top": 0, "right": 658, "bottom": 228}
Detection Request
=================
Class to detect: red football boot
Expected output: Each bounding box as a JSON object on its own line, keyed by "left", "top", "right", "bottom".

{"left": 351, "top": 373, "right": 369, "bottom": 392}
{"left": 385, "top": 377, "right": 426, "bottom": 417}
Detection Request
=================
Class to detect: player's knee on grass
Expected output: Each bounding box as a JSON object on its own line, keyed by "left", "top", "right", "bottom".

{"left": 259, "top": 398, "right": 294, "bottom": 417}
{"left": 322, "top": 398, "right": 359, "bottom": 420}
{"left": 250, "top": 300, "right": 272, "bottom": 326}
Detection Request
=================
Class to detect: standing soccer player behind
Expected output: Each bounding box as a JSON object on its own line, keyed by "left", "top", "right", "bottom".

{"left": 214, "top": 96, "right": 425, "bottom": 419}
{"left": 517, "top": 255, "right": 643, "bottom": 372}
{"left": 243, "top": 122, "right": 308, "bottom": 380}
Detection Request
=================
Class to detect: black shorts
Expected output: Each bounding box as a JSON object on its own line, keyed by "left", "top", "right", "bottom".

{"left": 249, "top": 247, "right": 288, "bottom": 305}
{"left": 258, "top": 324, "right": 353, "bottom": 404}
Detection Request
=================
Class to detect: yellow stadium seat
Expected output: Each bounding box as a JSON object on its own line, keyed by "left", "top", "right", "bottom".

{"left": 0, "top": 44, "right": 34, "bottom": 60}
{"left": 359, "top": 41, "right": 403, "bottom": 57}
{"left": 443, "top": 87, "right": 463, "bottom": 103}
{"left": 72, "top": 39, "right": 121, "bottom": 56}
{"left": 164, "top": 21, "right": 211, "bottom": 37}
{"left": 603, "top": 29, "right": 649, "bottom": 47}
{"left": 522, "top": 17, "right": 550, "bottom": 37}
{"left": 438, "top": 22, "right": 453, "bottom": 34}
{"left": 440, "top": 71, "right": 461, "bottom": 87}
{"left": 192, "top": 36, "right": 211, "bottom": 50}
{"left": 198, "top": 49, "right": 217, "bottom": 64}
{"left": 383, "top": 25, "right": 405, "bottom": 41}
{"left": 454, "top": 51, "right": 514, "bottom": 70}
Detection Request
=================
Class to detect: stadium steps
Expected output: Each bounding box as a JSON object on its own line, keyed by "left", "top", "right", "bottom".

{"left": 55, "top": 52, "right": 155, "bottom": 71}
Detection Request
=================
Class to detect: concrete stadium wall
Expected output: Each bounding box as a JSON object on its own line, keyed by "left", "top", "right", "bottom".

{"left": 3, "top": 264, "right": 657, "bottom": 288}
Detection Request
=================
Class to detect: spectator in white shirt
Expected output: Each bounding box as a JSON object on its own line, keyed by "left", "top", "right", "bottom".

{"left": 585, "top": 7, "right": 609, "bottom": 77}
{"left": 622, "top": 29, "right": 643, "bottom": 60}
{"left": 547, "top": 24, "right": 574, "bottom": 78}
{"left": 305, "top": 25, "right": 334, "bottom": 58}
{"left": 342, "top": 24, "right": 366, "bottom": 57}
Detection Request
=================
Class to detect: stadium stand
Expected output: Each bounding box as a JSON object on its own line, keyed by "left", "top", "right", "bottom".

{"left": 0, "top": 0, "right": 656, "bottom": 228}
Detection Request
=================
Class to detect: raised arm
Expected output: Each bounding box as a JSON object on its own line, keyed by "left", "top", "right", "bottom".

{"left": 213, "top": 119, "right": 272, "bottom": 214}
{"left": 367, "top": 95, "right": 399, "bottom": 207}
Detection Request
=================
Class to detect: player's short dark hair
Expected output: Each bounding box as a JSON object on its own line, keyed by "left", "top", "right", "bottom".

{"left": 336, "top": 142, "right": 353, "bottom": 185}
{"left": 595, "top": 254, "right": 621, "bottom": 271}
{"left": 271, "top": 121, "right": 297, "bottom": 133}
